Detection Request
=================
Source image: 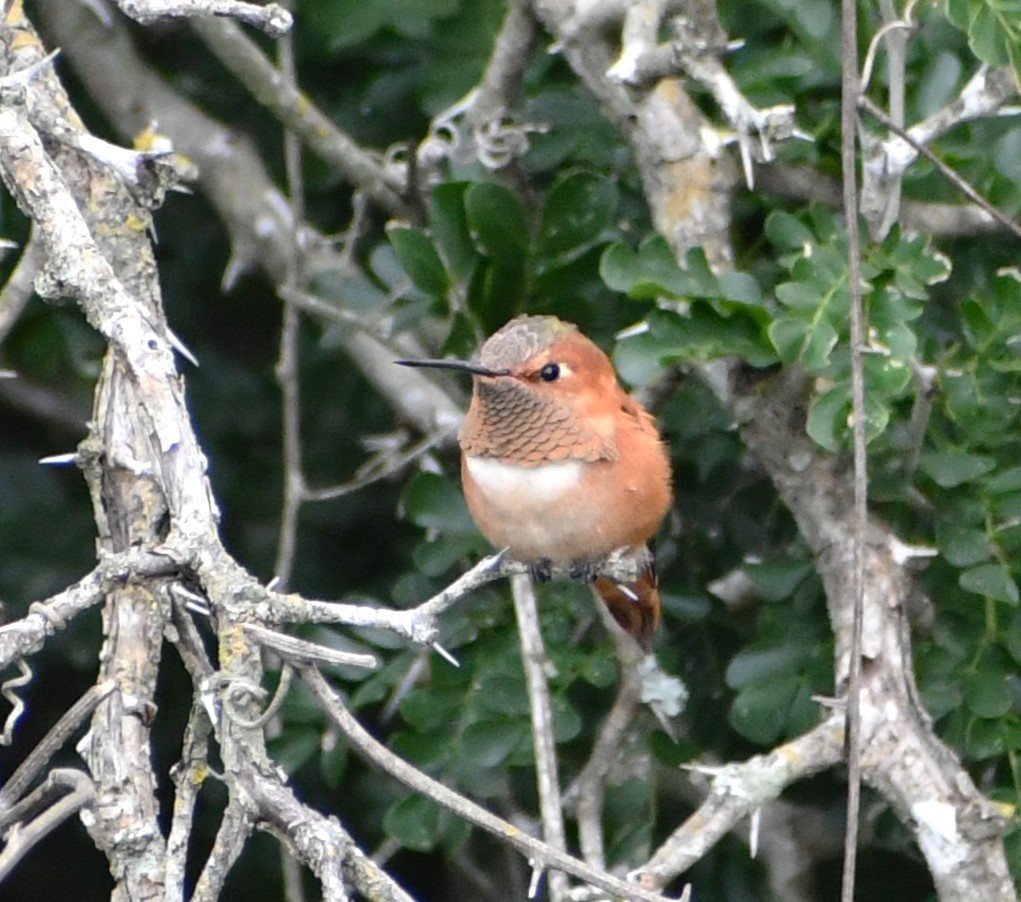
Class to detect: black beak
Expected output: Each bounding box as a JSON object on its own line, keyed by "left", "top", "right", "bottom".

{"left": 395, "top": 358, "right": 509, "bottom": 378}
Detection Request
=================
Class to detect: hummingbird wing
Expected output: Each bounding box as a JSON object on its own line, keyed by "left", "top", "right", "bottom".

{"left": 593, "top": 540, "right": 661, "bottom": 652}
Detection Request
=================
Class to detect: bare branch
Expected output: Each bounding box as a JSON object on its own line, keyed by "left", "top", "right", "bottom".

{"left": 0, "top": 680, "right": 115, "bottom": 812}
{"left": 164, "top": 704, "right": 214, "bottom": 902}
{"left": 0, "top": 552, "right": 177, "bottom": 669}
{"left": 192, "top": 795, "right": 255, "bottom": 902}
{"left": 191, "top": 17, "right": 407, "bottom": 215}
{"left": 0, "top": 227, "right": 43, "bottom": 347}
{"left": 859, "top": 95, "right": 1021, "bottom": 242}
{"left": 635, "top": 715, "right": 845, "bottom": 889}
{"left": 242, "top": 623, "right": 379, "bottom": 671}
{"left": 114, "top": 0, "right": 292, "bottom": 37}
{"left": 242, "top": 766, "right": 415, "bottom": 902}
{"left": 564, "top": 604, "right": 645, "bottom": 868}
{"left": 511, "top": 573, "right": 569, "bottom": 902}
{"left": 0, "top": 769, "right": 95, "bottom": 882}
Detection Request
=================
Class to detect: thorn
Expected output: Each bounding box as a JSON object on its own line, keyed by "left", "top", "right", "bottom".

{"left": 0, "top": 369, "right": 16, "bottom": 379}
{"left": 488, "top": 547, "right": 510, "bottom": 568}
{"left": 614, "top": 320, "right": 650, "bottom": 340}
{"left": 266, "top": 575, "right": 281, "bottom": 591}
{"left": 526, "top": 863, "right": 543, "bottom": 899}
{"left": 749, "top": 807, "right": 761, "bottom": 858}
{"left": 172, "top": 583, "right": 211, "bottom": 616}
{"left": 430, "top": 642, "right": 460, "bottom": 668}
{"left": 167, "top": 327, "right": 199, "bottom": 367}
{"left": 39, "top": 452, "right": 78, "bottom": 466}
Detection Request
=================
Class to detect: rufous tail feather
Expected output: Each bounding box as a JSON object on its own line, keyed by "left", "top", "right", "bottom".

{"left": 594, "top": 565, "right": 660, "bottom": 652}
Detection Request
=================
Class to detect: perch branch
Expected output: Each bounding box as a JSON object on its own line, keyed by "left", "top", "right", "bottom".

{"left": 511, "top": 573, "right": 569, "bottom": 902}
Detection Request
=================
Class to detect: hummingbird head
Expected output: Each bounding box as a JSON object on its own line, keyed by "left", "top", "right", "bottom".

{"left": 397, "top": 315, "right": 617, "bottom": 400}
{"left": 397, "top": 316, "right": 622, "bottom": 463}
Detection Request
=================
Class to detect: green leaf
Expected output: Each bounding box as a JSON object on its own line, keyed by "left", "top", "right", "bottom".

{"left": 267, "top": 727, "right": 320, "bottom": 775}
{"left": 551, "top": 694, "right": 583, "bottom": 742}
{"left": 464, "top": 182, "right": 530, "bottom": 265}
{"left": 986, "top": 466, "right": 1021, "bottom": 494}
{"left": 764, "top": 209, "right": 814, "bottom": 251}
{"left": 767, "top": 315, "right": 809, "bottom": 364}
{"left": 430, "top": 182, "right": 477, "bottom": 281}
{"left": 458, "top": 720, "right": 528, "bottom": 768}
{"left": 383, "top": 795, "right": 440, "bottom": 852}
{"left": 402, "top": 472, "right": 476, "bottom": 536}
{"left": 537, "top": 170, "right": 617, "bottom": 262}
{"left": 959, "top": 563, "right": 1020, "bottom": 605}
{"left": 599, "top": 236, "right": 692, "bottom": 299}
{"left": 387, "top": 224, "right": 449, "bottom": 297}
{"left": 728, "top": 674, "right": 800, "bottom": 744}
{"left": 963, "top": 670, "right": 1013, "bottom": 719}
{"left": 399, "top": 685, "right": 465, "bottom": 732}
{"left": 938, "top": 524, "right": 993, "bottom": 567}
{"left": 919, "top": 450, "right": 997, "bottom": 488}
{"left": 469, "top": 260, "right": 525, "bottom": 332}
{"left": 725, "top": 644, "right": 804, "bottom": 689}
{"left": 742, "top": 559, "right": 815, "bottom": 602}
{"left": 806, "top": 383, "right": 849, "bottom": 452}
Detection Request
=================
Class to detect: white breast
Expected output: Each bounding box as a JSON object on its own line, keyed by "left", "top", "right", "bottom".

{"left": 465, "top": 456, "right": 584, "bottom": 504}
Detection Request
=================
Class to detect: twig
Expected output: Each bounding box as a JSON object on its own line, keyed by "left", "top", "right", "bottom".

{"left": 0, "top": 679, "right": 115, "bottom": 812}
{"left": 302, "top": 665, "right": 683, "bottom": 902}
{"left": 861, "top": 0, "right": 913, "bottom": 237}
{"left": 0, "top": 552, "right": 177, "bottom": 669}
{"left": 511, "top": 573, "right": 569, "bottom": 902}
{"left": 0, "top": 227, "right": 43, "bottom": 347}
{"left": 114, "top": 0, "right": 292, "bottom": 37}
{"left": 190, "top": 18, "right": 407, "bottom": 215}
{"left": 241, "top": 765, "right": 415, "bottom": 902}
{"left": 248, "top": 548, "right": 657, "bottom": 647}
{"left": 840, "top": 0, "right": 866, "bottom": 897}
{"left": 463, "top": 0, "right": 536, "bottom": 130}
{"left": 859, "top": 95, "right": 1021, "bottom": 242}
{"left": 242, "top": 623, "right": 379, "bottom": 671}
{"left": 634, "top": 715, "right": 845, "bottom": 889}
{"left": 0, "top": 769, "right": 95, "bottom": 882}
{"left": 164, "top": 702, "right": 214, "bottom": 902}
{"left": 272, "top": 16, "right": 306, "bottom": 593}
{"left": 305, "top": 432, "right": 446, "bottom": 503}
{"left": 191, "top": 794, "right": 255, "bottom": 902}
{"left": 0, "top": 659, "right": 31, "bottom": 746}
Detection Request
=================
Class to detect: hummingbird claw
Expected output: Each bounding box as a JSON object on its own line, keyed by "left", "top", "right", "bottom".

{"left": 529, "top": 559, "right": 553, "bottom": 583}
{"left": 568, "top": 559, "right": 599, "bottom": 582}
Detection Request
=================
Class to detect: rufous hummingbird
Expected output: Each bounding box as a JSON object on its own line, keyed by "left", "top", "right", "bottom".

{"left": 398, "top": 315, "right": 672, "bottom": 650}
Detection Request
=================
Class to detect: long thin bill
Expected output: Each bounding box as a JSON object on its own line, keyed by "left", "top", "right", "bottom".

{"left": 395, "top": 358, "right": 509, "bottom": 378}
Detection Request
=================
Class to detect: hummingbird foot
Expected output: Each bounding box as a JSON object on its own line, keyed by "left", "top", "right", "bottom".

{"left": 568, "top": 560, "right": 599, "bottom": 583}
{"left": 529, "top": 558, "right": 554, "bottom": 582}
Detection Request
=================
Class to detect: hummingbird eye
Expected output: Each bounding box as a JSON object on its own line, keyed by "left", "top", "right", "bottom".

{"left": 539, "top": 362, "right": 561, "bottom": 383}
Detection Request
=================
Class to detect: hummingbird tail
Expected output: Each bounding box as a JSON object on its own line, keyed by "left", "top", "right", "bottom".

{"left": 593, "top": 567, "right": 661, "bottom": 652}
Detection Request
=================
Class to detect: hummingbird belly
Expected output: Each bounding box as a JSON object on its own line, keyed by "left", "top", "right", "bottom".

{"left": 463, "top": 454, "right": 617, "bottom": 562}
